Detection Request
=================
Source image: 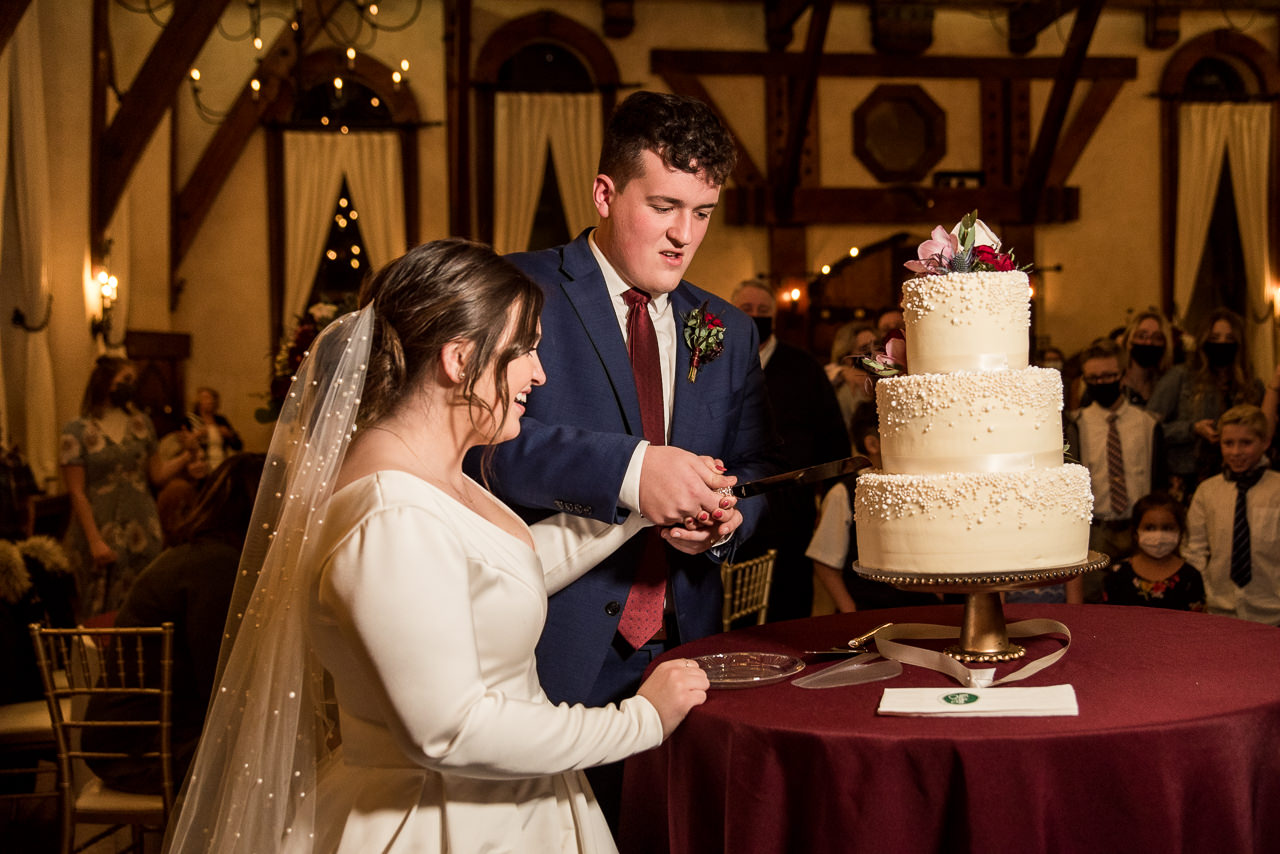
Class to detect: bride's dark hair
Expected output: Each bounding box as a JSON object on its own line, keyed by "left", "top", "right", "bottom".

{"left": 357, "top": 238, "right": 543, "bottom": 449}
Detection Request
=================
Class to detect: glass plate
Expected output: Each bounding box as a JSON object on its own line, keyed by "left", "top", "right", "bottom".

{"left": 694, "top": 652, "right": 805, "bottom": 689}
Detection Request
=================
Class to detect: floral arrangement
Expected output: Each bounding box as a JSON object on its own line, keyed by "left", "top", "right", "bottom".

{"left": 256, "top": 297, "right": 357, "bottom": 422}
{"left": 682, "top": 301, "right": 726, "bottom": 382}
{"left": 904, "top": 211, "right": 1026, "bottom": 276}
{"left": 855, "top": 328, "right": 907, "bottom": 392}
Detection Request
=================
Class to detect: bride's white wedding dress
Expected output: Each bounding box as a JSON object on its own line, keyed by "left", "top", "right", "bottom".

{"left": 300, "top": 470, "right": 662, "bottom": 853}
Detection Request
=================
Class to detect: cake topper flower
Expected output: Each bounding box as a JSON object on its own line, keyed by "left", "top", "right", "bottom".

{"left": 682, "top": 301, "right": 726, "bottom": 382}
{"left": 854, "top": 329, "right": 907, "bottom": 394}
{"left": 905, "top": 210, "right": 1026, "bottom": 275}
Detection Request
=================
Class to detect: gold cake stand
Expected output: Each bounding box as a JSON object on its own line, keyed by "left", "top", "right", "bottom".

{"left": 853, "top": 551, "right": 1111, "bottom": 662}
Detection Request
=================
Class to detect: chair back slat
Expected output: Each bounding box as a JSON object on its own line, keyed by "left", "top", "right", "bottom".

{"left": 28, "top": 622, "right": 176, "bottom": 853}
{"left": 720, "top": 549, "right": 776, "bottom": 631}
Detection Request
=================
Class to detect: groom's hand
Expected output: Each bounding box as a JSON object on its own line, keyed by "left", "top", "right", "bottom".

{"left": 638, "top": 447, "right": 737, "bottom": 525}
{"left": 661, "top": 507, "right": 743, "bottom": 555}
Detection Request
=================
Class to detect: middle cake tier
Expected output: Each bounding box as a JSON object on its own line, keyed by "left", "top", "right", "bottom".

{"left": 875, "top": 366, "right": 1064, "bottom": 475}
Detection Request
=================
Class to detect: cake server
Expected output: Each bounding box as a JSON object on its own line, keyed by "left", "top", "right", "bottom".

{"left": 727, "top": 455, "right": 873, "bottom": 498}
{"left": 792, "top": 653, "right": 903, "bottom": 689}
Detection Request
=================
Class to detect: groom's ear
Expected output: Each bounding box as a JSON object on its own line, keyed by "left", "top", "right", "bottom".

{"left": 593, "top": 174, "right": 614, "bottom": 218}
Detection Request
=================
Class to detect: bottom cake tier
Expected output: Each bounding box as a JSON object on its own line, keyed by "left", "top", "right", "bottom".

{"left": 853, "top": 464, "right": 1093, "bottom": 574}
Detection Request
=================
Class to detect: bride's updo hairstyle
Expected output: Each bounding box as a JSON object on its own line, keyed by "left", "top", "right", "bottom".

{"left": 357, "top": 238, "right": 543, "bottom": 443}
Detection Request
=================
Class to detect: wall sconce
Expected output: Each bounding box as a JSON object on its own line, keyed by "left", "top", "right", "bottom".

{"left": 91, "top": 269, "right": 118, "bottom": 343}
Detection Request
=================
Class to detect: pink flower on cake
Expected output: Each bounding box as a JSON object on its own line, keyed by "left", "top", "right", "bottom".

{"left": 904, "top": 226, "right": 958, "bottom": 275}
{"left": 857, "top": 329, "right": 907, "bottom": 394}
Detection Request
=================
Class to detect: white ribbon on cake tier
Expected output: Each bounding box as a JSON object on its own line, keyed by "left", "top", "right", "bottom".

{"left": 916, "top": 352, "right": 1017, "bottom": 372}
{"left": 881, "top": 449, "right": 1064, "bottom": 475}
{"left": 872, "top": 619, "right": 1072, "bottom": 689}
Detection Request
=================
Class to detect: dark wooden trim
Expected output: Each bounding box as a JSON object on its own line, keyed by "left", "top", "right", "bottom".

{"left": 0, "top": 0, "right": 32, "bottom": 56}
{"left": 96, "top": 0, "right": 232, "bottom": 244}
{"left": 1019, "top": 0, "right": 1104, "bottom": 222}
{"left": 651, "top": 50, "right": 1137, "bottom": 81}
{"left": 472, "top": 11, "right": 621, "bottom": 247}
{"left": 777, "top": 0, "right": 832, "bottom": 220}
{"left": 90, "top": 0, "right": 109, "bottom": 268}
{"left": 1008, "top": 0, "right": 1080, "bottom": 56}
{"left": 723, "top": 185, "right": 1079, "bottom": 226}
{"left": 400, "top": 127, "right": 420, "bottom": 247}
{"left": 445, "top": 0, "right": 472, "bottom": 237}
{"left": 765, "top": 0, "right": 812, "bottom": 51}
{"left": 266, "top": 127, "right": 285, "bottom": 351}
{"left": 1047, "top": 78, "right": 1125, "bottom": 185}
{"left": 658, "top": 71, "right": 765, "bottom": 186}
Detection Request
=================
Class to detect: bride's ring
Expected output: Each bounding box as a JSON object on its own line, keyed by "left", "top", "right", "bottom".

{"left": 685, "top": 659, "right": 697, "bottom": 668}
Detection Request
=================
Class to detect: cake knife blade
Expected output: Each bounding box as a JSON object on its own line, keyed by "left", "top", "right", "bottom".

{"left": 729, "top": 456, "right": 873, "bottom": 498}
{"left": 792, "top": 653, "right": 903, "bottom": 689}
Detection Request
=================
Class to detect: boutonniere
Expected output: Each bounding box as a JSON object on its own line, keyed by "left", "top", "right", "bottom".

{"left": 682, "top": 301, "right": 726, "bottom": 382}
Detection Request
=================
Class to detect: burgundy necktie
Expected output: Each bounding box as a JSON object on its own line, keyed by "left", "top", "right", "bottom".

{"left": 618, "top": 288, "right": 667, "bottom": 648}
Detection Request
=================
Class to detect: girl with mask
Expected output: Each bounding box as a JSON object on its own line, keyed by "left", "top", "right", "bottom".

{"left": 1120, "top": 309, "right": 1174, "bottom": 406}
{"left": 1103, "top": 492, "right": 1205, "bottom": 610}
{"left": 60, "top": 357, "right": 191, "bottom": 619}
{"left": 1148, "top": 308, "right": 1263, "bottom": 497}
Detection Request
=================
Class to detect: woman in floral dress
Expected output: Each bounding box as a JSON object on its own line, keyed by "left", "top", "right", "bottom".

{"left": 60, "top": 357, "right": 192, "bottom": 619}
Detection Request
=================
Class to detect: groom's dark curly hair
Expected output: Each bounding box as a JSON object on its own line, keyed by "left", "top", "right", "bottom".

{"left": 598, "top": 91, "right": 738, "bottom": 189}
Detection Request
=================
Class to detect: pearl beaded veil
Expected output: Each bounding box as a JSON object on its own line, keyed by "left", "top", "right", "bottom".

{"left": 165, "top": 308, "right": 373, "bottom": 853}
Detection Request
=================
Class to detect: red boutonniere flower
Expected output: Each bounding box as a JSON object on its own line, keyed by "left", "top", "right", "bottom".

{"left": 682, "top": 301, "right": 726, "bottom": 382}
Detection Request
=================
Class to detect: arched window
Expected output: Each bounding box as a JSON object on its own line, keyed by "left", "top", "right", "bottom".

{"left": 473, "top": 13, "right": 621, "bottom": 251}
{"left": 1159, "top": 30, "right": 1280, "bottom": 375}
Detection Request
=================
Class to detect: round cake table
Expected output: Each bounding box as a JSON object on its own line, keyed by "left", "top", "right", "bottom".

{"left": 618, "top": 604, "right": 1280, "bottom": 854}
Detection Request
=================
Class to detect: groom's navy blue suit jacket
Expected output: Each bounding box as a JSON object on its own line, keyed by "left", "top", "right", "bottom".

{"left": 485, "top": 230, "right": 778, "bottom": 704}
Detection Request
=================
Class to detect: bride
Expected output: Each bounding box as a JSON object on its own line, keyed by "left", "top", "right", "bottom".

{"left": 165, "top": 239, "right": 709, "bottom": 853}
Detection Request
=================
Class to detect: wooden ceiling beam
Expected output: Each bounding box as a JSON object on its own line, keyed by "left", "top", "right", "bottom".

{"left": 777, "top": 0, "right": 832, "bottom": 220}
{"left": 1046, "top": 77, "right": 1125, "bottom": 186}
{"left": 172, "top": 0, "right": 342, "bottom": 270}
{"left": 723, "top": 185, "right": 1079, "bottom": 226}
{"left": 764, "top": 0, "right": 813, "bottom": 51}
{"left": 0, "top": 0, "right": 33, "bottom": 56}
{"left": 1007, "top": 0, "right": 1080, "bottom": 55}
{"left": 1019, "top": 0, "right": 1105, "bottom": 221}
{"left": 651, "top": 50, "right": 1135, "bottom": 80}
{"left": 656, "top": 71, "right": 766, "bottom": 187}
{"left": 94, "top": 0, "right": 233, "bottom": 243}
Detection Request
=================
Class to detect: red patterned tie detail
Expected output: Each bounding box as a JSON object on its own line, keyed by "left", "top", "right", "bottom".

{"left": 618, "top": 288, "right": 668, "bottom": 649}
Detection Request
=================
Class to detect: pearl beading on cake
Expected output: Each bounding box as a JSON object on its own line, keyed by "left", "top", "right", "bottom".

{"left": 853, "top": 465, "right": 1094, "bottom": 527}
{"left": 901, "top": 270, "right": 1031, "bottom": 327}
{"left": 876, "top": 366, "right": 1062, "bottom": 436}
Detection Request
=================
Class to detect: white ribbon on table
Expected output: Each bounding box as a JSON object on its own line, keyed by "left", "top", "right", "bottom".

{"left": 873, "top": 619, "right": 1072, "bottom": 689}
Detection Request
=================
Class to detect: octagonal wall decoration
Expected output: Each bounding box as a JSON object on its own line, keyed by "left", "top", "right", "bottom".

{"left": 853, "top": 84, "right": 946, "bottom": 183}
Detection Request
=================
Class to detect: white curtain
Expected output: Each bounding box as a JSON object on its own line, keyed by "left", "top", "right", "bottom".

{"left": 283, "top": 131, "right": 406, "bottom": 326}
{"left": 1223, "top": 104, "right": 1277, "bottom": 376}
{"left": 547, "top": 93, "right": 602, "bottom": 238}
{"left": 1173, "top": 104, "right": 1229, "bottom": 321}
{"left": 493, "top": 93, "right": 556, "bottom": 254}
{"left": 494, "top": 92, "right": 603, "bottom": 253}
{"left": 3, "top": 2, "right": 58, "bottom": 484}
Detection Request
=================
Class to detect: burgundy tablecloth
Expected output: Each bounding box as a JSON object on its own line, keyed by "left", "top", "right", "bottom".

{"left": 619, "top": 604, "right": 1280, "bottom": 854}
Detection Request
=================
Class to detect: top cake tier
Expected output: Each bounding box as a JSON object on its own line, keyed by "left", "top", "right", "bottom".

{"left": 901, "top": 269, "right": 1031, "bottom": 375}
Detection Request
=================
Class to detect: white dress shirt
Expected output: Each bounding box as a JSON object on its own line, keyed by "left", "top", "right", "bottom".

{"left": 1184, "top": 469, "right": 1280, "bottom": 626}
{"left": 1074, "top": 399, "right": 1159, "bottom": 521}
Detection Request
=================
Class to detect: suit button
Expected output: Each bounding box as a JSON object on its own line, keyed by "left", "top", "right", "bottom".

{"left": 604, "top": 601, "right": 621, "bottom": 616}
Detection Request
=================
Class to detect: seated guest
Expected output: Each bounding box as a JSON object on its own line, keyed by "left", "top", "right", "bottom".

{"left": 155, "top": 427, "right": 211, "bottom": 544}
{"left": 827, "top": 321, "right": 878, "bottom": 434}
{"left": 1103, "top": 492, "right": 1205, "bottom": 611}
{"left": 1065, "top": 339, "right": 1168, "bottom": 601}
{"left": 83, "top": 452, "right": 265, "bottom": 794}
{"left": 732, "top": 279, "right": 849, "bottom": 621}
{"left": 1183, "top": 405, "right": 1280, "bottom": 625}
{"left": 188, "top": 386, "right": 243, "bottom": 469}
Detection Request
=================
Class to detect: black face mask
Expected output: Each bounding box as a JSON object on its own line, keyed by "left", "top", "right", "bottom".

{"left": 1129, "top": 344, "right": 1164, "bottom": 369}
{"left": 108, "top": 382, "right": 135, "bottom": 409}
{"left": 753, "top": 316, "right": 773, "bottom": 342}
{"left": 1203, "top": 341, "right": 1238, "bottom": 368}
{"left": 1088, "top": 380, "right": 1123, "bottom": 409}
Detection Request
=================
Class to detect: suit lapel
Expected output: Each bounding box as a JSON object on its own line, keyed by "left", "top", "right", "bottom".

{"left": 557, "top": 233, "right": 646, "bottom": 438}
{"left": 669, "top": 285, "right": 700, "bottom": 448}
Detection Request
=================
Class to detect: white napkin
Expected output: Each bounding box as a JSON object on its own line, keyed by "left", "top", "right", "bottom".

{"left": 877, "top": 684, "right": 1078, "bottom": 717}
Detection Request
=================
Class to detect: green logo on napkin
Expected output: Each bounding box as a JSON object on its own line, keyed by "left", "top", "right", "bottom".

{"left": 941, "top": 692, "right": 980, "bottom": 705}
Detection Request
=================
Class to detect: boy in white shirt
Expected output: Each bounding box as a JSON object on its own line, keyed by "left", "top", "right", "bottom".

{"left": 1184, "top": 405, "right": 1280, "bottom": 625}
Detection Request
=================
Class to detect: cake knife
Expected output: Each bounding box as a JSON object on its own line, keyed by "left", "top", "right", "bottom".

{"left": 726, "top": 455, "right": 873, "bottom": 498}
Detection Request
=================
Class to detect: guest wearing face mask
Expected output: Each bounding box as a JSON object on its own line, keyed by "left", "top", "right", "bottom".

{"left": 1119, "top": 309, "right": 1174, "bottom": 407}
{"left": 733, "top": 280, "right": 849, "bottom": 621}
{"left": 60, "top": 357, "right": 191, "bottom": 619}
{"left": 1102, "top": 492, "right": 1205, "bottom": 611}
{"left": 1148, "top": 308, "right": 1263, "bottom": 498}
{"left": 1065, "top": 339, "right": 1169, "bottom": 600}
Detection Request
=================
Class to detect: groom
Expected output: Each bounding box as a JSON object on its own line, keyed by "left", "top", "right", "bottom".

{"left": 485, "top": 91, "right": 777, "bottom": 711}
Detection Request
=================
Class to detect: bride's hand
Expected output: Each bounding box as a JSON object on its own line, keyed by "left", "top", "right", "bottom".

{"left": 636, "top": 659, "right": 709, "bottom": 738}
